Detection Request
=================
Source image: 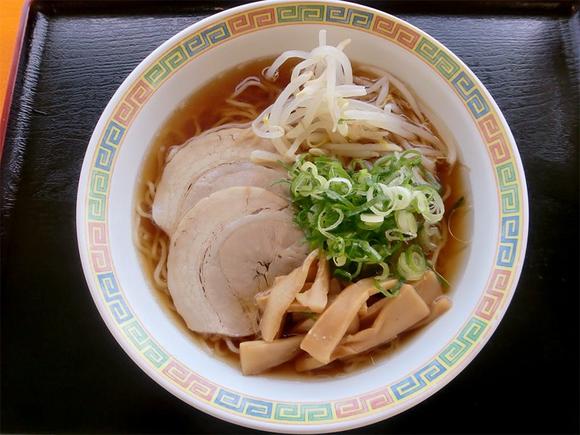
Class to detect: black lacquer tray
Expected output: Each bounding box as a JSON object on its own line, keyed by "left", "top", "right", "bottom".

{"left": 1, "top": 1, "right": 578, "bottom": 433}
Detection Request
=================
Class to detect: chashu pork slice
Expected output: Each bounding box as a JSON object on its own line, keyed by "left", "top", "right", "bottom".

{"left": 180, "top": 161, "right": 288, "bottom": 220}
{"left": 153, "top": 128, "right": 280, "bottom": 234}
{"left": 168, "top": 186, "right": 308, "bottom": 337}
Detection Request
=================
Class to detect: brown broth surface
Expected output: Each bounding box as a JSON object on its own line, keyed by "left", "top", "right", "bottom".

{"left": 135, "top": 57, "right": 472, "bottom": 378}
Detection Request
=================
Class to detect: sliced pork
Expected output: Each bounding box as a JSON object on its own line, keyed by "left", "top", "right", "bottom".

{"left": 167, "top": 186, "right": 308, "bottom": 337}
{"left": 153, "top": 128, "right": 281, "bottom": 234}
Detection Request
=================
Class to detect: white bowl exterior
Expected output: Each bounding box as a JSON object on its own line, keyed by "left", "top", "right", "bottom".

{"left": 77, "top": 1, "right": 528, "bottom": 432}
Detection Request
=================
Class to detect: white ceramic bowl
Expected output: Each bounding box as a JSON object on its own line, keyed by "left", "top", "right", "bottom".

{"left": 76, "top": 1, "right": 528, "bottom": 432}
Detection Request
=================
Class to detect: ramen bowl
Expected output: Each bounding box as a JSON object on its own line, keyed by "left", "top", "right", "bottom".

{"left": 76, "top": 0, "right": 528, "bottom": 432}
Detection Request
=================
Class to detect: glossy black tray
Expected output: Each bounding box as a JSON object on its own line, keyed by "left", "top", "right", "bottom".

{"left": 1, "top": 1, "right": 578, "bottom": 433}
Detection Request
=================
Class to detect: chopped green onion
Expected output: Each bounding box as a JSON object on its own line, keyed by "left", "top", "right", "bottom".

{"left": 360, "top": 213, "right": 384, "bottom": 224}
{"left": 327, "top": 177, "right": 353, "bottom": 195}
{"left": 317, "top": 206, "right": 344, "bottom": 236}
{"left": 431, "top": 267, "right": 450, "bottom": 288}
{"left": 377, "top": 262, "right": 390, "bottom": 279}
{"left": 334, "top": 268, "right": 353, "bottom": 281}
{"left": 289, "top": 154, "right": 444, "bottom": 281}
{"left": 395, "top": 210, "right": 418, "bottom": 235}
{"left": 333, "top": 255, "right": 347, "bottom": 267}
{"left": 397, "top": 245, "right": 427, "bottom": 280}
{"left": 377, "top": 279, "right": 403, "bottom": 298}
{"left": 385, "top": 228, "right": 416, "bottom": 241}
{"left": 414, "top": 185, "right": 444, "bottom": 224}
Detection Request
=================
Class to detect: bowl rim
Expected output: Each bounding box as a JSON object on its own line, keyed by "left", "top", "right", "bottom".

{"left": 76, "top": 0, "right": 529, "bottom": 432}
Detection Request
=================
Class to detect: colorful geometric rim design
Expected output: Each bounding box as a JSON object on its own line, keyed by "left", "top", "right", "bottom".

{"left": 82, "top": 1, "right": 526, "bottom": 426}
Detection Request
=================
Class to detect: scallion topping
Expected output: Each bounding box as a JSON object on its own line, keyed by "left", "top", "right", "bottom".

{"left": 397, "top": 245, "right": 427, "bottom": 280}
{"left": 289, "top": 154, "right": 444, "bottom": 280}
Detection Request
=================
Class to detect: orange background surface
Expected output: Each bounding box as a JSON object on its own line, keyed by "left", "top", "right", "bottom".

{"left": 1, "top": 0, "right": 27, "bottom": 128}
